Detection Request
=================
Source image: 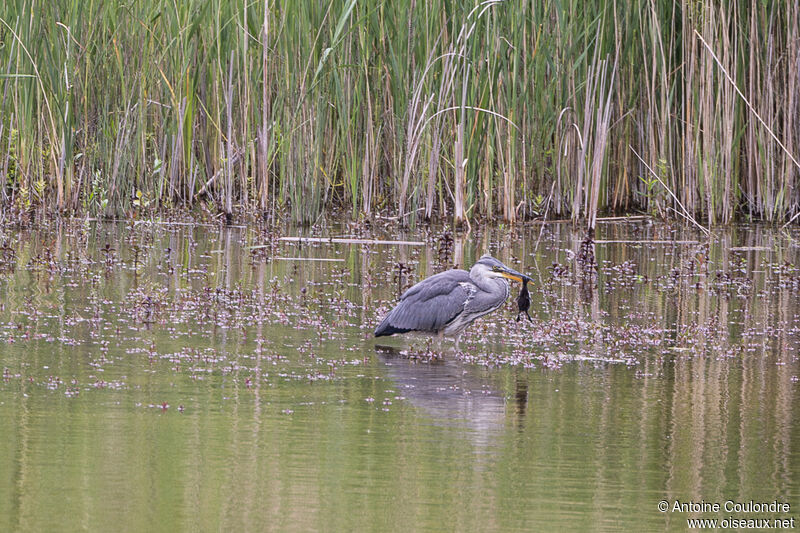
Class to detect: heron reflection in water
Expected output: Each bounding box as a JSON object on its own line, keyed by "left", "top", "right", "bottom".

{"left": 375, "top": 345, "right": 509, "bottom": 441}
{"left": 374, "top": 254, "right": 532, "bottom": 347}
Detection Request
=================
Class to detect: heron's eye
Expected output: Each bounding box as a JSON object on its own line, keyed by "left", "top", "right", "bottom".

{"left": 492, "top": 266, "right": 500, "bottom": 272}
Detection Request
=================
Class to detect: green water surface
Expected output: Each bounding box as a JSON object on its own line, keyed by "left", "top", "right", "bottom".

{"left": 0, "top": 221, "right": 798, "bottom": 532}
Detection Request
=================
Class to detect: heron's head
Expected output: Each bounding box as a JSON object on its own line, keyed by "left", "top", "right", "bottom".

{"left": 473, "top": 255, "right": 532, "bottom": 283}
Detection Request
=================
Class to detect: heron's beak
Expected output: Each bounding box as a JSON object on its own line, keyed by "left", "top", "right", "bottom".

{"left": 500, "top": 267, "right": 532, "bottom": 283}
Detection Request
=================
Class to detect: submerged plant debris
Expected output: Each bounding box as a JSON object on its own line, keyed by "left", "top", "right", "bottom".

{"left": 0, "top": 219, "right": 797, "bottom": 386}
{"left": 1, "top": 218, "right": 800, "bottom": 532}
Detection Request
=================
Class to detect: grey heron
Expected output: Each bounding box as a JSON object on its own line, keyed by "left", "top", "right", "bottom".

{"left": 374, "top": 255, "right": 532, "bottom": 342}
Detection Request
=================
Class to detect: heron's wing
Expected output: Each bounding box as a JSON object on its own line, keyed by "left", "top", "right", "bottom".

{"left": 375, "top": 270, "right": 472, "bottom": 336}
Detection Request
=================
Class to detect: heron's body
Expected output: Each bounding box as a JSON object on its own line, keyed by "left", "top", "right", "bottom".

{"left": 374, "top": 255, "right": 530, "bottom": 341}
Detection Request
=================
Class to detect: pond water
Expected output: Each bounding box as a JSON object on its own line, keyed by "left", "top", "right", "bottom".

{"left": 0, "top": 219, "right": 799, "bottom": 532}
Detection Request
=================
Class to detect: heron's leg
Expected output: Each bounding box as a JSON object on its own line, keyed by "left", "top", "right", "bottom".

{"left": 433, "top": 332, "right": 444, "bottom": 352}
{"left": 525, "top": 311, "right": 533, "bottom": 322}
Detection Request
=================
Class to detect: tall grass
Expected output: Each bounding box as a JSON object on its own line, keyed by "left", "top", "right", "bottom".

{"left": 0, "top": 0, "right": 798, "bottom": 226}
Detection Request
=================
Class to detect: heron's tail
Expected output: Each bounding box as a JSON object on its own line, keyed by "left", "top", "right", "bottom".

{"left": 374, "top": 317, "right": 411, "bottom": 337}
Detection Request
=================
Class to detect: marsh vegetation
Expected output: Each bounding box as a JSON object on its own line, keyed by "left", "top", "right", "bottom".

{"left": 0, "top": 0, "right": 798, "bottom": 226}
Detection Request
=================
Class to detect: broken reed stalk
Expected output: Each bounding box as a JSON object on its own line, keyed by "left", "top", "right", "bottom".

{"left": 629, "top": 145, "right": 709, "bottom": 236}
{"left": 694, "top": 29, "right": 800, "bottom": 177}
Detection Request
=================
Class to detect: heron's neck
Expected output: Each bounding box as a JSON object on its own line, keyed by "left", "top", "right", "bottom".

{"left": 471, "top": 272, "right": 509, "bottom": 294}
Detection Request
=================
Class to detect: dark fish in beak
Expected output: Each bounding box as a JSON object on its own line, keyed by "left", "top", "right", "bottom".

{"left": 516, "top": 277, "right": 532, "bottom": 323}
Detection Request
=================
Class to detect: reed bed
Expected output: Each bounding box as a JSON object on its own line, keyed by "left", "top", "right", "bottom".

{"left": 0, "top": 0, "right": 797, "bottom": 226}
